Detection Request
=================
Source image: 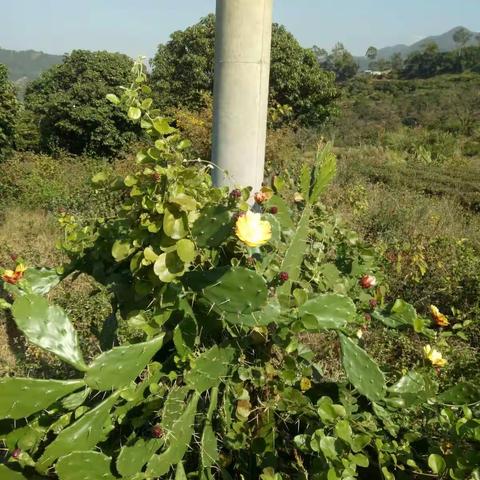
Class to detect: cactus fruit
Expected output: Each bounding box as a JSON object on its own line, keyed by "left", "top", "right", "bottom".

{"left": 185, "top": 346, "right": 235, "bottom": 393}
{"left": 56, "top": 451, "right": 115, "bottom": 480}
{"left": 11, "top": 294, "right": 87, "bottom": 371}
{"left": 36, "top": 393, "right": 119, "bottom": 473}
{"left": 85, "top": 334, "right": 165, "bottom": 391}
{"left": 192, "top": 205, "right": 233, "bottom": 247}
{"left": 146, "top": 392, "right": 200, "bottom": 477}
{"left": 299, "top": 294, "right": 356, "bottom": 330}
{"left": 183, "top": 267, "right": 268, "bottom": 314}
{"left": 0, "top": 378, "right": 85, "bottom": 420}
{"left": 339, "top": 334, "right": 386, "bottom": 402}
{"left": 116, "top": 438, "right": 164, "bottom": 478}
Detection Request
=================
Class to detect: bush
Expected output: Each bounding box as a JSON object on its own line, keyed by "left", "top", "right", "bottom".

{"left": 0, "top": 64, "right": 18, "bottom": 159}
{"left": 24, "top": 50, "right": 140, "bottom": 157}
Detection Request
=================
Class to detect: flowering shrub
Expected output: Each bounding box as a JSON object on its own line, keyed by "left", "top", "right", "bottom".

{"left": 0, "top": 62, "right": 479, "bottom": 480}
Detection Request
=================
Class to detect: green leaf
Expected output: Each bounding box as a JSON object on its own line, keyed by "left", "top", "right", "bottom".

{"left": 177, "top": 239, "right": 196, "bottom": 263}
{"left": 372, "top": 299, "right": 417, "bottom": 329}
{"left": 163, "top": 207, "right": 188, "bottom": 240}
{"left": 320, "top": 436, "right": 337, "bottom": 460}
{"left": 36, "top": 393, "right": 119, "bottom": 473}
{"left": 56, "top": 451, "right": 115, "bottom": 480}
{"left": 428, "top": 454, "right": 446, "bottom": 474}
{"left": 112, "top": 239, "right": 134, "bottom": 262}
{"left": 300, "top": 293, "right": 356, "bottom": 330}
{"left": 154, "top": 252, "right": 185, "bottom": 283}
{"left": 388, "top": 370, "right": 437, "bottom": 406}
{"left": 128, "top": 106, "right": 142, "bottom": 120}
{"left": 152, "top": 117, "right": 176, "bottom": 135}
{"left": 23, "top": 268, "right": 60, "bottom": 295}
{"left": 0, "top": 377, "right": 84, "bottom": 420}
{"left": 85, "top": 334, "right": 165, "bottom": 391}
{"left": 11, "top": 294, "right": 86, "bottom": 371}
{"left": 340, "top": 334, "right": 386, "bottom": 402}
{"left": 106, "top": 93, "right": 120, "bottom": 105}
{"left": 309, "top": 144, "right": 337, "bottom": 204}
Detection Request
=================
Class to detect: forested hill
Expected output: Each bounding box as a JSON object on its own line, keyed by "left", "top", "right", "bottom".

{"left": 0, "top": 47, "right": 63, "bottom": 82}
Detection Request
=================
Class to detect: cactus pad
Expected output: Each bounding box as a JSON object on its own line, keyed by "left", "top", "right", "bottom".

{"left": 116, "top": 438, "right": 164, "bottom": 478}
{"left": 299, "top": 293, "right": 356, "bottom": 330}
{"left": 437, "top": 382, "right": 480, "bottom": 405}
{"left": 85, "top": 334, "right": 165, "bottom": 391}
{"left": 183, "top": 267, "right": 267, "bottom": 314}
{"left": 36, "top": 393, "right": 119, "bottom": 473}
{"left": 340, "top": 334, "right": 386, "bottom": 402}
{"left": 185, "top": 346, "right": 235, "bottom": 393}
{"left": 0, "top": 378, "right": 84, "bottom": 420}
{"left": 56, "top": 451, "right": 115, "bottom": 480}
{"left": 192, "top": 205, "right": 233, "bottom": 247}
{"left": 11, "top": 294, "right": 86, "bottom": 371}
{"left": 146, "top": 392, "right": 200, "bottom": 477}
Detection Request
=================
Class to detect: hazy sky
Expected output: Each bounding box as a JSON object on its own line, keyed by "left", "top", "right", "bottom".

{"left": 1, "top": 1, "right": 479, "bottom": 58}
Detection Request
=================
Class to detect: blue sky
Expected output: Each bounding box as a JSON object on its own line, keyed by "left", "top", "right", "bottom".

{"left": 0, "top": 0, "right": 478, "bottom": 58}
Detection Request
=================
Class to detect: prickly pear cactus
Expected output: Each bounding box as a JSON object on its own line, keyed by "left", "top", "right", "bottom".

{"left": 184, "top": 266, "right": 268, "bottom": 314}
{"left": 0, "top": 378, "right": 85, "bottom": 420}
{"left": 55, "top": 451, "right": 115, "bottom": 480}
{"left": 192, "top": 205, "right": 233, "bottom": 247}
{"left": 339, "top": 334, "right": 386, "bottom": 402}
{"left": 85, "top": 334, "right": 165, "bottom": 391}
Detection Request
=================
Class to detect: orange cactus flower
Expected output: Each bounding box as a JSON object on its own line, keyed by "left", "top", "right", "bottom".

{"left": 1, "top": 264, "right": 26, "bottom": 285}
{"left": 430, "top": 305, "right": 449, "bottom": 327}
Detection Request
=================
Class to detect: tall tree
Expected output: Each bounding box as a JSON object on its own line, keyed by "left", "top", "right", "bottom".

{"left": 453, "top": 27, "right": 473, "bottom": 49}
{"left": 365, "top": 46, "right": 378, "bottom": 61}
{"left": 150, "top": 15, "right": 338, "bottom": 127}
{"left": 319, "top": 43, "right": 359, "bottom": 82}
{"left": 0, "top": 63, "right": 18, "bottom": 159}
{"left": 24, "top": 50, "right": 139, "bottom": 157}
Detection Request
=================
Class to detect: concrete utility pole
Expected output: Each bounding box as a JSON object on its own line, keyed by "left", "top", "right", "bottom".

{"left": 211, "top": 0, "right": 274, "bottom": 192}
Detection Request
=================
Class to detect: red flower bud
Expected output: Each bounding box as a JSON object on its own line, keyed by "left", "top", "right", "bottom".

{"left": 254, "top": 191, "right": 267, "bottom": 204}
{"left": 359, "top": 275, "right": 377, "bottom": 289}
{"left": 279, "top": 271, "right": 289, "bottom": 283}
{"left": 11, "top": 448, "right": 21, "bottom": 459}
{"left": 151, "top": 425, "right": 164, "bottom": 438}
{"left": 269, "top": 206, "right": 278, "bottom": 214}
{"left": 230, "top": 189, "right": 242, "bottom": 199}
{"left": 369, "top": 299, "right": 378, "bottom": 309}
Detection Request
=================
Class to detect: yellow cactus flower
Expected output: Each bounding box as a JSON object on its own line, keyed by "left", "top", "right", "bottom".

{"left": 1, "top": 264, "right": 26, "bottom": 285}
{"left": 300, "top": 377, "right": 312, "bottom": 392}
{"left": 235, "top": 211, "right": 271, "bottom": 248}
{"left": 430, "top": 305, "right": 449, "bottom": 327}
{"left": 423, "top": 344, "right": 447, "bottom": 367}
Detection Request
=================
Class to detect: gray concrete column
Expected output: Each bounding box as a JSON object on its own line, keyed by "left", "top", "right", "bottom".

{"left": 211, "top": 0, "right": 274, "bottom": 192}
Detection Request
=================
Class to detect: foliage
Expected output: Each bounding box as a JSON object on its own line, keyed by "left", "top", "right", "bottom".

{"left": 315, "top": 43, "right": 359, "bottom": 82}
{"left": 24, "top": 50, "right": 140, "bottom": 157}
{"left": 150, "top": 15, "right": 338, "bottom": 127}
{"left": 1, "top": 62, "right": 479, "bottom": 480}
{"left": 0, "top": 64, "right": 19, "bottom": 159}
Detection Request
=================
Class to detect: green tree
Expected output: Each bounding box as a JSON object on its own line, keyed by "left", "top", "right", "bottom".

{"left": 318, "top": 42, "right": 359, "bottom": 82}
{"left": 0, "top": 63, "right": 18, "bottom": 159}
{"left": 453, "top": 27, "right": 473, "bottom": 49}
{"left": 150, "top": 15, "right": 338, "bottom": 127}
{"left": 24, "top": 50, "right": 139, "bottom": 157}
{"left": 390, "top": 52, "right": 404, "bottom": 73}
{"left": 365, "top": 46, "right": 378, "bottom": 61}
